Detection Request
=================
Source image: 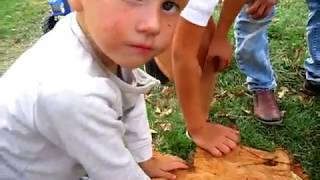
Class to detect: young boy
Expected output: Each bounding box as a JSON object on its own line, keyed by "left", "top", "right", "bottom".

{"left": 0, "top": 0, "right": 188, "bottom": 179}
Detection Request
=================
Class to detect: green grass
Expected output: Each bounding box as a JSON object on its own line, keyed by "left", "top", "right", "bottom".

{"left": 0, "top": 0, "right": 48, "bottom": 74}
{"left": 1, "top": 0, "right": 319, "bottom": 179}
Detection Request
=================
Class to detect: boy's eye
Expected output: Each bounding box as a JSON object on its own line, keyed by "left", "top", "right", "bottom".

{"left": 162, "top": 1, "right": 179, "bottom": 13}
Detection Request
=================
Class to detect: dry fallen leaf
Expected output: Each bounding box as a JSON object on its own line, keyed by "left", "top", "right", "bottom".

{"left": 160, "top": 108, "right": 173, "bottom": 117}
{"left": 278, "top": 86, "right": 289, "bottom": 99}
{"left": 150, "top": 129, "right": 158, "bottom": 134}
{"left": 145, "top": 93, "right": 153, "bottom": 103}
{"left": 241, "top": 108, "right": 251, "bottom": 114}
{"left": 155, "top": 107, "right": 161, "bottom": 114}
{"left": 159, "top": 122, "right": 172, "bottom": 132}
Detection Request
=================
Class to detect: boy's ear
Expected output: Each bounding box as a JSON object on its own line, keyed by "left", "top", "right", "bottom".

{"left": 69, "top": 0, "right": 83, "bottom": 11}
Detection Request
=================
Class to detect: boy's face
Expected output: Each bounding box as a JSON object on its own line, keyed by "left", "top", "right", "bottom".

{"left": 70, "top": 0, "right": 187, "bottom": 69}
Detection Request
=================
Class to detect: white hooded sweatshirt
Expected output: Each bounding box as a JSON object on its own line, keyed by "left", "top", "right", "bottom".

{"left": 0, "top": 13, "right": 159, "bottom": 180}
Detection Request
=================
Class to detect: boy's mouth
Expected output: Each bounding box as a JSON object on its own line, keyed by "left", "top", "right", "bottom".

{"left": 128, "top": 44, "right": 153, "bottom": 55}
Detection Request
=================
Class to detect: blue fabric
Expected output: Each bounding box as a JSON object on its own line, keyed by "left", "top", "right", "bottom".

{"left": 234, "top": 5, "right": 276, "bottom": 91}
{"left": 305, "top": 0, "right": 320, "bottom": 85}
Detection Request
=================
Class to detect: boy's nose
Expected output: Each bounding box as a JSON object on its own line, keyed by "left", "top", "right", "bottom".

{"left": 136, "top": 10, "right": 161, "bottom": 36}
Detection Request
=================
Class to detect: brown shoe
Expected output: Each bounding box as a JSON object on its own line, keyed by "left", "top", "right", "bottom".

{"left": 253, "top": 90, "right": 282, "bottom": 125}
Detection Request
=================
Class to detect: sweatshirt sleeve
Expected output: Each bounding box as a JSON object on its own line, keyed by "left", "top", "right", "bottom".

{"left": 34, "top": 80, "right": 150, "bottom": 180}
{"left": 122, "top": 95, "right": 152, "bottom": 163}
{"left": 180, "top": 0, "right": 219, "bottom": 26}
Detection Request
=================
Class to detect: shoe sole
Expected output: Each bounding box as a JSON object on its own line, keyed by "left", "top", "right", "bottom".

{"left": 300, "top": 87, "right": 319, "bottom": 96}
{"left": 301, "top": 81, "right": 320, "bottom": 96}
{"left": 256, "top": 118, "right": 283, "bottom": 126}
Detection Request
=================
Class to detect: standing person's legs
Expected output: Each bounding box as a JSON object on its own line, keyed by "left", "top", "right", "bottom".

{"left": 234, "top": 5, "right": 282, "bottom": 124}
{"left": 303, "top": 0, "right": 320, "bottom": 95}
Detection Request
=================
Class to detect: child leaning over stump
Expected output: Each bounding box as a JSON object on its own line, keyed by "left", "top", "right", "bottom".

{"left": 0, "top": 0, "right": 189, "bottom": 179}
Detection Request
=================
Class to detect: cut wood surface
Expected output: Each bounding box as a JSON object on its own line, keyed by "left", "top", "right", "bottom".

{"left": 153, "top": 146, "right": 308, "bottom": 180}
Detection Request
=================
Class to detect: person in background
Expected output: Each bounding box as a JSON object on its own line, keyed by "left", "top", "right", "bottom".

{"left": 234, "top": 0, "right": 281, "bottom": 125}
{"left": 147, "top": 0, "right": 282, "bottom": 125}
{"left": 302, "top": 0, "right": 320, "bottom": 96}
{"left": 172, "top": 0, "right": 247, "bottom": 157}
{"left": 152, "top": 0, "right": 279, "bottom": 157}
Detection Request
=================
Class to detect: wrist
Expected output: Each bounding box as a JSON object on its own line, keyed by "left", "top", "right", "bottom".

{"left": 214, "top": 28, "right": 229, "bottom": 39}
{"left": 212, "top": 34, "right": 228, "bottom": 42}
{"left": 187, "top": 120, "right": 207, "bottom": 135}
{"left": 139, "top": 157, "right": 152, "bottom": 167}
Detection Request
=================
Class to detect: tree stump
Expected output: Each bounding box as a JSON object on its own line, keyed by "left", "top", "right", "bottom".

{"left": 154, "top": 146, "right": 308, "bottom": 180}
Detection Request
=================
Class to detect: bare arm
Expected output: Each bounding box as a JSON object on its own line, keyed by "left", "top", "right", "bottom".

{"left": 216, "top": 0, "right": 247, "bottom": 37}
{"left": 172, "top": 0, "right": 242, "bottom": 157}
{"left": 172, "top": 17, "right": 208, "bottom": 131}
{"left": 207, "top": 0, "right": 247, "bottom": 72}
{"left": 172, "top": 17, "right": 240, "bottom": 157}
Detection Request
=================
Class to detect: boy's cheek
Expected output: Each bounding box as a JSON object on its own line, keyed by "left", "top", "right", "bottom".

{"left": 163, "top": 27, "right": 176, "bottom": 44}
{"left": 155, "top": 42, "right": 171, "bottom": 57}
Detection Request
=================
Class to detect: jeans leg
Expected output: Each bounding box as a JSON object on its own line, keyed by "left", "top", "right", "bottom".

{"left": 305, "top": 0, "right": 320, "bottom": 85}
{"left": 234, "top": 5, "right": 276, "bottom": 91}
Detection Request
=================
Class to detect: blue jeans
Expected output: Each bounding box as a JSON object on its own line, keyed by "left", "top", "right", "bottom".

{"left": 234, "top": 5, "right": 276, "bottom": 91}
{"left": 305, "top": 0, "right": 320, "bottom": 85}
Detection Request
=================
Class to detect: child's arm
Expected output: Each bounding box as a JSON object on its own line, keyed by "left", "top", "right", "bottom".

{"left": 172, "top": 0, "right": 220, "bottom": 133}
{"left": 174, "top": 0, "right": 248, "bottom": 128}
{"left": 173, "top": 17, "right": 239, "bottom": 157}
{"left": 35, "top": 82, "right": 151, "bottom": 180}
{"left": 139, "top": 154, "right": 188, "bottom": 180}
{"left": 122, "top": 95, "right": 153, "bottom": 163}
{"left": 172, "top": 17, "right": 210, "bottom": 135}
{"left": 216, "top": 0, "right": 248, "bottom": 38}
{"left": 172, "top": 0, "right": 245, "bottom": 157}
{"left": 206, "top": 0, "right": 247, "bottom": 72}
{"left": 207, "top": 0, "right": 277, "bottom": 71}
{"left": 122, "top": 95, "right": 188, "bottom": 179}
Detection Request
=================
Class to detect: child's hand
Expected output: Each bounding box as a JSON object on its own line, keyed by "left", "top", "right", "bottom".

{"left": 139, "top": 155, "right": 188, "bottom": 180}
{"left": 188, "top": 122, "right": 239, "bottom": 157}
{"left": 206, "top": 36, "right": 233, "bottom": 72}
{"left": 246, "top": 0, "right": 277, "bottom": 19}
